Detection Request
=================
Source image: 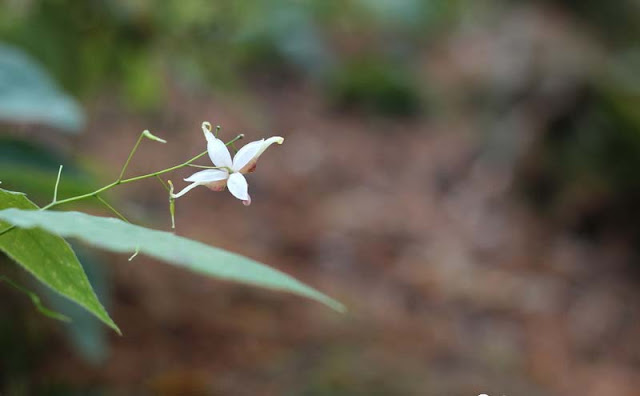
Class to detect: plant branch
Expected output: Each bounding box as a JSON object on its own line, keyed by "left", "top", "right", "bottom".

{"left": 155, "top": 175, "right": 170, "bottom": 193}
{"left": 95, "top": 195, "right": 130, "bottom": 223}
{"left": 36, "top": 133, "right": 244, "bottom": 213}
{"left": 118, "top": 131, "right": 146, "bottom": 181}
{"left": 52, "top": 165, "right": 63, "bottom": 203}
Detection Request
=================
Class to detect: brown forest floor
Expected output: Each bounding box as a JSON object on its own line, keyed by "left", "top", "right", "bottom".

{"left": 30, "top": 78, "right": 639, "bottom": 396}
{"left": 14, "top": 4, "right": 640, "bottom": 396}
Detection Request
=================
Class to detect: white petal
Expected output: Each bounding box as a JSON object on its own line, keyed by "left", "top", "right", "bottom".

{"left": 184, "top": 169, "right": 229, "bottom": 183}
{"left": 232, "top": 139, "right": 264, "bottom": 172}
{"left": 207, "top": 137, "right": 233, "bottom": 168}
{"left": 257, "top": 136, "right": 284, "bottom": 157}
{"left": 227, "top": 172, "right": 249, "bottom": 201}
{"left": 237, "top": 136, "right": 284, "bottom": 174}
{"left": 202, "top": 122, "right": 214, "bottom": 141}
{"left": 171, "top": 182, "right": 201, "bottom": 199}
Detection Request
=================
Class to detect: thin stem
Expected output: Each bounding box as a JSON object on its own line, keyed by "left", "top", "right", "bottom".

{"left": 116, "top": 133, "right": 243, "bottom": 185}
{"left": 95, "top": 195, "right": 130, "bottom": 223}
{"left": 228, "top": 133, "right": 244, "bottom": 145}
{"left": 118, "top": 131, "right": 146, "bottom": 181}
{"left": 4, "top": 134, "right": 245, "bottom": 221}
{"left": 168, "top": 180, "right": 176, "bottom": 230}
{"left": 0, "top": 275, "right": 71, "bottom": 322}
{"left": 155, "top": 175, "right": 170, "bottom": 193}
{"left": 128, "top": 248, "right": 140, "bottom": 261}
{"left": 53, "top": 165, "right": 63, "bottom": 203}
{"left": 117, "top": 151, "right": 209, "bottom": 185}
{"left": 40, "top": 181, "right": 118, "bottom": 211}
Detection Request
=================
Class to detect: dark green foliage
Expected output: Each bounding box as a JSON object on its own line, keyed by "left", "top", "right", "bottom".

{"left": 523, "top": 81, "right": 640, "bottom": 242}
{"left": 541, "top": 0, "right": 640, "bottom": 44}
{"left": 0, "top": 137, "right": 97, "bottom": 204}
{"left": 327, "top": 58, "right": 422, "bottom": 117}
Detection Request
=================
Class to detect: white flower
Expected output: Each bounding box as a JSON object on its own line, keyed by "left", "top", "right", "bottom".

{"left": 172, "top": 123, "right": 284, "bottom": 205}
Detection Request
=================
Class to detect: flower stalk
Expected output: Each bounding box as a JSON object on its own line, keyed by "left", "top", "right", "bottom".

{"left": 0, "top": 127, "right": 248, "bottom": 237}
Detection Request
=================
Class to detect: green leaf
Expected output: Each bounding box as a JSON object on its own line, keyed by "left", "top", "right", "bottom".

{"left": 0, "top": 208, "right": 346, "bottom": 313}
{"left": 0, "top": 189, "right": 120, "bottom": 333}
{"left": 0, "top": 43, "right": 85, "bottom": 132}
{"left": 40, "top": 245, "right": 111, "bottom": 364}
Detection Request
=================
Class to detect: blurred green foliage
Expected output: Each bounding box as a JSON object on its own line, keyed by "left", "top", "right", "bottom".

{"left": 1, "top": 0, "right": 640, "bottom": 392}
{"left": 0, "top": 247, "right": 110, "bottom": 392}
{"left": 0, "top": 44, "right": 84, "bottom": 131}
{"left": 514, "top": 1, "right": 640, "bottom": 245}
{"left": 0, "top": 0, "right": 457, "bottom": 113}
{"left": 327, "top": 57, "right": 422, "bottom": 116}
{"left": 523, "top": 50, "right": 640, "bottom": 242}
{"left": 41, "top": 245, "right": 111, "bottom": 365}
{"left": 0, "top": 137, "right": 98, "bottom": 205}
{"left": 0, "top": 258, "right": 57, "bottom": 394}
{"left": 547, "top": 0, "right": 640, "bottom": 44}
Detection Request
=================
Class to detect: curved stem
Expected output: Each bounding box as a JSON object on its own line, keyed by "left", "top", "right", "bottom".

{"left": 0, "top": 133, "right": 245, "bottom": 237}
{"left": 0, "top": 275, "right": 71, "bottom": 322}
{"left": 37, "top": 133, "right": 244, "bottom": 212}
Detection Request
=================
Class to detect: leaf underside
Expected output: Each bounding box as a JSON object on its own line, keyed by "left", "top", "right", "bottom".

{"left": 0, "top": 207, "right": 346, "bottom": 314}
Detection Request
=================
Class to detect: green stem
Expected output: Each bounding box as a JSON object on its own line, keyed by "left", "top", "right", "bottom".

{"left": 116, "top": 151, "right": 209, "bottom": 185}
{"left": 40, "top": 181, "right": 118, "bottom": 211}
{"left": 53, "top": 165, "right": 63, "bottom": 203}
{"left": 0, "top": 275, "right": 71, "bottom": 322}
{"left": 155, "top": 175, "right": 170, "bottom": 193}
{"left": 118, "top": 131, "right": 146, "bottom": 181}
{"left": 38, "top": 133, "right": 244, "bottom": 212}
{"left": 95, "top": 195, "right": 130, "bottom": 223}
{"left": 167, "top": 180, "right": 176, "bottom": 229}
{"left": 0, "top": 133, "right": 244, "bottom": 236}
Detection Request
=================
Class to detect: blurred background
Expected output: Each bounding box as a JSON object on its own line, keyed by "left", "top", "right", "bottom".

{"left": 1, "top": 0, "right": 640, "bottom": 395}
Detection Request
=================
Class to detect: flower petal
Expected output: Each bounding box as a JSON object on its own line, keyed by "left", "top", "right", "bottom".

{"left": 184, "top": 169, "right": 229, "bottom": 183}
{"left": 258, "top": 136, "right": 284, "bottom": 156}
{"left": 232, "top": 139, "right": 264, "bottom": 172}
{"left": 202, "top": 122, "right": 214, "bottom": 141}
{"left": 237, "top": 136, "right": 285, "bottom": 174}
{"left": 227, "top": 172, "right": 249, "bottom": 201}
{"left": 171, "top": 182, "right": 202, "bottom": 199}
{"left": 207, "top": 136, "right": 233, "bottom": 168}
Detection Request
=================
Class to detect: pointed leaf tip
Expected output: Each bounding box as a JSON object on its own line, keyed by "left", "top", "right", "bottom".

{"left": 0, "top": 207, "right": 345, "bottom": 314}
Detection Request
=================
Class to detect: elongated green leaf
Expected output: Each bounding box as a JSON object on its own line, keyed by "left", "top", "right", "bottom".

{"left": 0, "top": 208, "right": 346, "bottom": 313}
{"left": 0, "top": 189, "right": 119, "bottom": 333}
